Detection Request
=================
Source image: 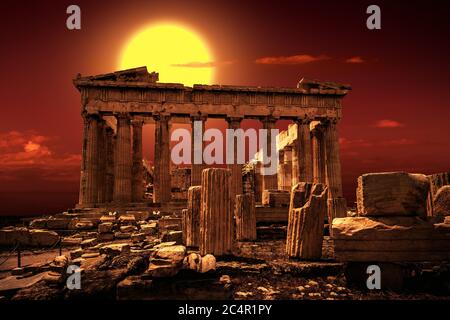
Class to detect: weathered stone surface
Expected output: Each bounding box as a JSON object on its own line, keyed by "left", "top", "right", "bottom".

{"left": 183, "top": 186, "right": 201, "bottom": 247}
{"left": 98, "top": 222, "right": 113, "bottom": 233}
{"left": 433, "top": 186, "right": 450, "bottom": 216}
{"left": 81, "top": 238, "right": 97, "bottom": 248}
{"left": 114, "top": 232, "right": 131, "bottom": 239}
{"left": 332, "top": 216, "right": 450, "bottom": 240}
{"left": 286, "top": 183, "right": 328, "bottom": 259}
{"left": 29, "top": 219, "right": 47, "bottom": 229}
{"left": 131, "top": 232, "right": 146, "bottom": 243}
{"left": 100, "top": 214, "right": 116, "bottom": 223}
{"left": 46, "top": 218, "right": 71, "bottom": 230}
{"left": 120, "top": 225, "right": 136, "bottom": 233}
{"left": 200, "top": 168, "right": 233, "bottom": 256}
{"left": 159, "top": 217, "right": 181, "bottom": 233}
{"left": 154, "top": 245, "right": 186, "bottom": 264}
{"left": 50, "top": 255, "right": 69, "bottom": 273}
{"left": 199, "top": 254, "right": 216, "bottom": 273}
{"left": 98, "top": 232, "right": 114, "bottom": 241}
{"left": 235, "top": 193, "right": 257, "bottom": 241}
{"left": 29, "top": 229, "right": 59, "bottom": 246}
{"left": 61, "top": 236, "right": 83, "bottom": 246}
{"left": 183, "top": 253, "right": 202, "bottom": 271}
{"left": 70, "top": 248, "right": 83, "bottom": 260}
{"left": 262, "top": 189, "right": 290, "bottom": 207}
{"left": 99, "top": 243, "right": 130, "bottom": 256}
{"left": 427, "top": 172, "right": 450, "bottom": 216}
{"left": 119, "top": 215, "right": 136, "bottom": 225}
{"left": 357, "top": 172, "right": 430, "bottom": 217}
{"left": 162, "top": 231, "right": 183, "bottom": 244}
{"left": 332, "top": 216, "right": 450, "bottom": 262}
{"left": 0, "top": 228, "right": 59, "bottom": 247}
{"left": 71, "top": 220, "right": 95, "bottom": 230}
{"left": 153, "top": 241, "right": 177, "bottom": 249}
{"left": 146, "top": 261, "right": 180, "bottom": 278}
{"left": 140, "top": 222, "right": 157, "bottom": 235}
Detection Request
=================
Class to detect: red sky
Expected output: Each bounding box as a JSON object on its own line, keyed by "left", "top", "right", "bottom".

{"left": 1, "top": 0, "right": 450, "bottom": 215}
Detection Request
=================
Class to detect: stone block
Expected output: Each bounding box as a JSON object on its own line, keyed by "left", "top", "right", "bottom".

{"left": 357, "top": 172, "right": 429, "bottom": 217}
{"left": 98, "top": 222, "right": 113, "bottom": 233}
{"left": 332, "top": 216, "right": 450, "bottom": 262}
{"left": 262, "top": 189, "right": 290, "bottom": 207}
{"left": 433, "top": 186, "right": 450, "bottom": 216}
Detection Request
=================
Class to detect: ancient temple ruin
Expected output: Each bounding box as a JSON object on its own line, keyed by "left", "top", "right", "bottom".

{"left": 73, "top": 66, "right": 351, "bottom": 222}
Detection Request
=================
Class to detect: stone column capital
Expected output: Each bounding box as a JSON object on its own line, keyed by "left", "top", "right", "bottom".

{"left": 152, "top": 113, "right": 170, "bottom": 122}
{"left": 226, "top": 116, "right": 243, "bottom": 127}
{"left": 261, "top": 116, "right": 277, "bottom": 124}
{"left": 327, "top": 117, "right": 340, "bottom": 126}
{"left": 310, "top": 121, "right": 325, "bottom": 135}
{"left": 295, "top": 117, "right": 312, "bottom": 125}
{"left": 83, "top": 113, "right": 100, "bottom": 122}
{"left": 114, "top": 112, "right": 131, "bottom": 121}
{"left": 131, "top": 119, "right": 144, "bottom": 127}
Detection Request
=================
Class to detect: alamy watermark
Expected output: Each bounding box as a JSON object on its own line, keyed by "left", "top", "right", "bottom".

{"left": 366, "top": 264, "right": 381, "bottom": 289}
{"left": 171, "top": 121, "right": 279, "bottom": 176}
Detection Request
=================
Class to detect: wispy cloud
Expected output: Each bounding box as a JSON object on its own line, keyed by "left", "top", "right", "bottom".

{"left": 171, "top": 60, "right": 234, "bottom": 68}
{"left": 0, "top": 131, "right": 80, "bottom": 182}
{"left": 374, "top": 119, "right": 405, "bottom": 128}
{"left": 255, "top": 54, "right": 330, "bottom": 65}
{"left": 339, "top": 137, "right": 415, "bottom": 151}
{"left": 345, "top": 56, "right": 365, "bottom": 64}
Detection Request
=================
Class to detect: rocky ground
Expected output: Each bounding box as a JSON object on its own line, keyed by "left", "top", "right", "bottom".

{"left": 0, "top": 215, "right": 449, "bottom": 301}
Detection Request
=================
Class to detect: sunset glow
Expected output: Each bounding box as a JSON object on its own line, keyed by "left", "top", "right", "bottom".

{"left": 119, "top": 23, "right": 214, "bottom": 86}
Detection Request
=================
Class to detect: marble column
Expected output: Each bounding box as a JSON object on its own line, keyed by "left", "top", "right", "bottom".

{"left": 78, "top": 115, "right": 89, "bottom": 206}
{"left": 227, "top": 117, "right": 243, "bottom": 206}
{"left": 153, "top": 114, "right": 171, "bottom": 203}
{"left": 96, "top": 119, "right": 107, "bottom": 204}
{"left": 277, "top": 149, "right": 286, "bottom": 190}
{"left": 278, "top": 146, "right": 292, "bottom": 191}
{"left": 261, "top": 117, "right": 278, "bottom": 193}
{"left": 191, "top": 116, "right": 206, "bottom": 186}
{"left": 113, "top": 113, "right": 132, "bottom": 203}
{"left": 311, "top": 121, "right": 326, "bottom": 184}
{"left": 254, "top": 161, "right": 263, "bottom": 203}
{"left": 105, "top": 127, "right": 115, "bottom": 203}
{"left": 132, "top": 119, "right": 144, "bottom": 202}
{"left": 324, "top": 119, "right": 347, "bottom": 220}
{"left": 293, "top": 119, "right": 313, "bottom": 186}
{"left": 79, "top": 114, "right": 100, "bottom": 206}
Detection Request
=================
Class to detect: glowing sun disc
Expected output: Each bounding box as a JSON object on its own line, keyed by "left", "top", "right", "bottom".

{"left": 119, "top": 23, "right": 214, "bottom": 86}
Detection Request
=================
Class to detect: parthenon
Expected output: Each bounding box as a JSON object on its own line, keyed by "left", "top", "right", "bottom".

{"left": 73, "top": 66, "right": 351, "bottom": 221}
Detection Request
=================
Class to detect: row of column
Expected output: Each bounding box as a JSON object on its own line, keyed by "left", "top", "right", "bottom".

{"left": 79, "top": 113, "right": 145, "bottom": 207}
{"left": 272, "top": 118, "right": 346, "bottom": 218}
{"left": 79, "top": 113, "right": 344, "bottom": 218}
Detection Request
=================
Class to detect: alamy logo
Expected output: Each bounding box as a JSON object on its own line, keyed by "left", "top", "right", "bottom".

{"left": 366, "top": 5, "right": 381, "bottom": 30}
{"left": 366, "top": 264, "right": 381, "bottom": 289}
{"left": 66, "top": 5, "right": 81, "bottom": 30}
{"left": 66, "top": 265, "right": 81, "bottom": 290}
{"left": 171, "top": 121, "right": 279, "bottom": 175}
